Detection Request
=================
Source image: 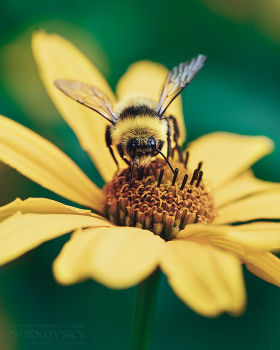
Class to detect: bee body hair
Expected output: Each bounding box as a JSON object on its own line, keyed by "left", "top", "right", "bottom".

{"left": 54, "top": 55, "right": 206, "bottom": 176}
{"left": 111, "top": 115, "right": 168, "bottom": 146}
{"left": 109, "top": 98, "right": 168, "bottom": 167}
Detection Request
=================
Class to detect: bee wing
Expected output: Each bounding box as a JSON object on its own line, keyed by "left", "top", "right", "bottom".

{"left": 156, "top": 55, "right": 206, "bottom": 117}
{"left": 54, "top": 79, "right": 117, "bottom": 124}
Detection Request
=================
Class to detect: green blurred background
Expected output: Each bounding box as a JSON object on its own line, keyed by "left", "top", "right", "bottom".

{"left": 1, "top": 0, "right": 280, "bottom": 349}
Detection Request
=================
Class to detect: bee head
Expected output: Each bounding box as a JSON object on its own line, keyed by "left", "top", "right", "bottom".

{"left": 127, "top": 137, "right": 157, "bottom": 159}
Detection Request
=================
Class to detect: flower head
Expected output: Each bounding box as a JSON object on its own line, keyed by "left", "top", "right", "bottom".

{"left": 0, "top": 32, "right": 280, "bottom": 317}
{"left": 104, "top": 158, "right": 217, "bottom": 239}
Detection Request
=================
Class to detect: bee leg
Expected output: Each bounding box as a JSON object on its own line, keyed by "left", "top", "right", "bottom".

{"left": 175, "top": 145, "right": 183, "bottom": 162}
{"left": 168, "top": 115, "right": 183, "bottom": 162}
{"left": 129, "top": 157, "right": 138, "bottom": 189}
{"left": 166, "top": 119, "right": 172, "bottom": 159}
{"left": 117, "top": 144, "right": 130, "bottom": 166}
{"left": 105, "top": 125, "right": 119, "bottom": 167}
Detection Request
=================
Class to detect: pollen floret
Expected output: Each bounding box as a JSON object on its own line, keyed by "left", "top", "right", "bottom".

{"left": 104, "top": 158, "right": 217, "bottom": 240}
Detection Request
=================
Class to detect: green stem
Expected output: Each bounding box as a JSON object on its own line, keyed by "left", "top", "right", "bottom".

{"left": 131, "top": 268, "right": 161, "bottom": 350}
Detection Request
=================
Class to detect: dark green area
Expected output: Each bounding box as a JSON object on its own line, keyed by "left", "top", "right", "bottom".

{"left": 1, "top": 0, "right": 280, "bottom": 349}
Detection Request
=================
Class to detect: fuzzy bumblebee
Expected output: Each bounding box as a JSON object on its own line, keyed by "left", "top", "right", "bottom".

{"left": 54, "top": 55, "right": 206, "bottom": 187}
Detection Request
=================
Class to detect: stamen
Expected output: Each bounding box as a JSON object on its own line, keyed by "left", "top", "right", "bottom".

{"left": 157, "top": 169, "right": 164, "bottom": 187}
{"left": 184, "top": 151, "right": 189, "bottom": 168}
{"left": 163, "top": 215, "right": 176, "bottom": 240}
{"left": 190, "top": 169, "right": 199, "bottom": 185}
{"left": 197, "top": 161, "right": 203, "bottom": 172}
{"left": 171, "top": 168, "right": 179, "bottom": 186}
{"left": 180, "top": 174, "right": 188, "bottom": 190}
{"left": 138, "top": 166, "right": 144, "bottom": 181}
{"left": 104, "top": 158, "right": 217, "bottom": 241}
{"left": 196, "top": 170, "right": 203, "bottom": 187}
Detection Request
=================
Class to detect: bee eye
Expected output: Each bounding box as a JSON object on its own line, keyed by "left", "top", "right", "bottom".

{"left": 148, "top": 138, "right": 156, "bottom": 150}
{"left": 127, "top": 139, "right": 138, "bottom": 159}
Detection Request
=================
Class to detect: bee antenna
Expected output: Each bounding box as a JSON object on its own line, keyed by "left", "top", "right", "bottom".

{"left": 128, "top": 157, "right": 138, "bottom": 189}
{"left": 156, "top": 149, "right": 175, "bottom": 174}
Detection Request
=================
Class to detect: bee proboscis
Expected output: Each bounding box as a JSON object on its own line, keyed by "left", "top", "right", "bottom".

{"left": 54, "top": 55, "right": 206, "bottom": 188}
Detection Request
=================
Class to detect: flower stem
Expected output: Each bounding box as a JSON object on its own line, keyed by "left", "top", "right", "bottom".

{"left": 131, "top": 268, "right": 161, "bottom": 350}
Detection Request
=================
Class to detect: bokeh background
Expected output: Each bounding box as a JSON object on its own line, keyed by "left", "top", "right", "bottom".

{"left": 1, "top": 0, "right": 280, "bottom": 349}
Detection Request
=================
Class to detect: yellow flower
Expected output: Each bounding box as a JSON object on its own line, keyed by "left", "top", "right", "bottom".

{"left": 1, "top": 32, "right": 280, "bottom": 318}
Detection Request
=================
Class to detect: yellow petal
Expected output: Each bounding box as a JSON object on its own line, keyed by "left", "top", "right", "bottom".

{"left": 160, "top": 237, "right": 246, "bottom": 317}
{"left": 214, "top": 192, "right": 280, "bottom": 225}
{"left": 208, "top": 236, "right": 280, "bottom": 287}
{"left": 187, "top": 132, "right": 273, "bottom": 189}
{"left": 0, "top": 115, "right": 104, "bottom": 211}
{"left": 116, "top": 60, "right": 186, "bottom": 145}
{"left": 226, "top": 222, "right": 280, "bottom": 251}
{"left": 245, "top": 257, "right": 280, "bottom": 287}
{"left": 32, "top": 31, "right": 117, "bottom": 182}
{"left": 178, "top": 222, "right": 280, "bottom": 252}
{"left": 216, "top": 170, "right": 280, "bottom": 208}
{"left": 0, "top": 197, "right": 106, "bottom": 222}
{"left": 176, "top": 223, "right": 229, "bottom": 239}
{"left": 0, "top": 212, "right": 112, "bottom": 266}
{"left": 53, "top": 226, "right": 165, "bottom": 289}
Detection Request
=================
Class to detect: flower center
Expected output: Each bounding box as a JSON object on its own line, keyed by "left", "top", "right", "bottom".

{"left": 103, "top": 156, "right": 217, "bottom": 240}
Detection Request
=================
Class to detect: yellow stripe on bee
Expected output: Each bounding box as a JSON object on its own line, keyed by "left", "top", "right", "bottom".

{"left": 111, "top": 116, "right": 168, "bottom": 145}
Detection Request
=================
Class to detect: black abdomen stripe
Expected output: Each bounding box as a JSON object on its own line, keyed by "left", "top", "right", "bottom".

{"left": 118, "top": 105, "right": 157, "bottom": 120}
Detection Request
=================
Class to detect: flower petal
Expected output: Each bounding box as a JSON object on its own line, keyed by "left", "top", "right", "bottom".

{"left": 0, "top": 115, "right": 104, "bottom": 211}
{"left": 226, "top": 222, "right": 280, "bottom": 251}
{"left": 160, "top": 237, "right": 246, "bottom": 317}
{"left": 116, "top": 60, "right": 186, "bottom": 145}
{"left": 178, "top": 222, "right": 280, "bottom": 252}
{"left": 245, "top": 257, "right": 280, "bottom": 287}
{"left": 53, "top": 226, "right": 165, "bottom": 289}
{"left": 0, "top": 197, "right": 105, "bottom": 222}
{"left": 216, "top": 170, "right": 280, "bottom": 208}
{"left": 208, "top": 236, "right": 280, "bottom": 287}
{"left": 176, "top": 223, "right": 229, "bottom": 239}
{"left": 32, "top": 31, "right": 118, "bottom": 182}
{"left": 187, "top": 132, "right": 273, "bottom": 189}
{"left": 213, "top": 192, "right": 280, "bottom": 225}
{"left": 0, "top": 212, "right": 112, "bottom": 266}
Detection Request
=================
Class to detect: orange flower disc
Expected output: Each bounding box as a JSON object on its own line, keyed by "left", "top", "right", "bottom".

{"left": 104, "top": 158, "right": 217, "bottom": 240}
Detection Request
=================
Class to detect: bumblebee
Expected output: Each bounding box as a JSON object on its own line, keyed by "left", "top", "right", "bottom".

{"left": 54, "top": 55, "right": 206, "bottom": 187}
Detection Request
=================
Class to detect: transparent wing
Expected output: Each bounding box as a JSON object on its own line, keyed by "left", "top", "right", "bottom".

{"left": 54, "top": 79, "right": 117, "bottom": 124}
{"left": 156, "top": 55, "right": 207, "bottom": 117}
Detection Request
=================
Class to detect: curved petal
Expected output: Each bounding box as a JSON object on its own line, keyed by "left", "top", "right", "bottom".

{"left": 116, "top": 60, "right": 186, "bottom": 145}
{"left": 208, "top": 236, "right": 280, "bottom": 287}
{"left": 53, "top": 226, "right": 165, "bottom": 289}
{"left": 177, "top": 221, "right": 280, "bottom": 252}
{"left": 0, "top": 115, "right": 104, "bottom": 211}
{"left": 227, "top": 222, "right": 280, "bottom": 252}
{"left": 0, "top": 212, "right": 112, "bottom": 266}
{"left": 213, "top": 192, "right": 280, "bottom": 225}
{"left": 32, "top": 31, "right": 117, "bottom": 182}
{"left": 216, "top": 170, "right": 280, "bottom": 208}
{"left": 186, "top": 132, "right": 273, "bottom": 189}
{"left": 160, "top": 237, "right": 246, "bottom": 317}
{"left": 176, "top": 223, "right": 229, "bottom": 239}
{"left": 245, "top": 258, "right": 280, "bottom": 287}
{"left": 0, "top": 197, "right": 106, "bottom": 222}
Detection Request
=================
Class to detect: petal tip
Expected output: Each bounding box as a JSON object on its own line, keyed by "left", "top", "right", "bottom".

{"left": 261, "top": 135, "right": 274, "bottom": 153}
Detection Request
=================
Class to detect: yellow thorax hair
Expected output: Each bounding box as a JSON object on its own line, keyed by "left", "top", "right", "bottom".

{"left": 111, "top": 96, "right": 168, "bottom": 145}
